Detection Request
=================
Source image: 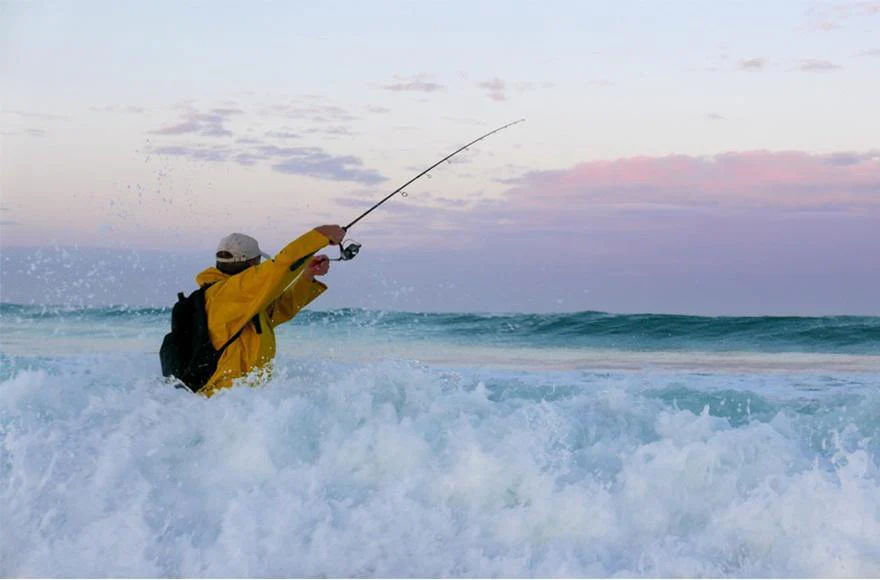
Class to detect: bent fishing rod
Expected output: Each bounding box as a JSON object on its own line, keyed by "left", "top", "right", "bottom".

{"left": 330, "top": 118, "right": 526, "bottom": 262}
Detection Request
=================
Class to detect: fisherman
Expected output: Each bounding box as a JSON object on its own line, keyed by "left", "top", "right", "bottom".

{"left": 161, "top": 121, "right": 523, "bottom": 396}
{"left": 161, "top": 225, "right": 345, "bottom": 396}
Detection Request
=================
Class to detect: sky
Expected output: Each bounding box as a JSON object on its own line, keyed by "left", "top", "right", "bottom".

{"left": 1, "top": 0, "right": 879, "bottom": 315}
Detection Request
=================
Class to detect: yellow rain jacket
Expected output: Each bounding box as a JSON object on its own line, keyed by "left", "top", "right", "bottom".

{"left": 195, "top": 229, "right": 330, "bottom": 397}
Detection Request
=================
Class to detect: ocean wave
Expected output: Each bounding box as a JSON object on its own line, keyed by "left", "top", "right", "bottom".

{"left": 4, "top": 303, "right": 877, "bottom": 354}
{"left": 1, "top": 354, "right": 879, "bottom": 577}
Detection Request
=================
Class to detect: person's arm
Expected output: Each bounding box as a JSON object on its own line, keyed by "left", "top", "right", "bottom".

{"left": 205, "top": 228, "right": 341, "bottom": 344}
{"left": 267, "top": 256, "right": 329, "bottom": 327}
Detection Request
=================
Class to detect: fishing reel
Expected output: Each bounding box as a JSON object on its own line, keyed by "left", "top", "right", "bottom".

{"left": 332, "top": 240, "right": 361, "bottom": 262}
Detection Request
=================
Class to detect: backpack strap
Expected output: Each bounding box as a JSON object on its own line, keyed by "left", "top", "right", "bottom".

{"left": 218, "top": 322, "right": 247, "bottom": 353}
{"left": 202, "top": 283, "right": 261, "bottom": 353}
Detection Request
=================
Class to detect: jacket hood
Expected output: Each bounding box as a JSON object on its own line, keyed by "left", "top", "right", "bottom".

{"left": 196, "top": 266, "right": 230, "bottom": 287}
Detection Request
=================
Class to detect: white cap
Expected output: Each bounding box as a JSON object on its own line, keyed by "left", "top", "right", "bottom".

{"left": 216, "top": 233, "right": 272, "bottom": 263}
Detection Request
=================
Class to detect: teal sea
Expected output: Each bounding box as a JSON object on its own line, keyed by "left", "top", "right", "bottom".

{"left": 2, "top": 303, "right": 879, "bottom": 577}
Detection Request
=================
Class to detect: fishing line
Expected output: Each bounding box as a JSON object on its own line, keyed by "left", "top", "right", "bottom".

{"left": 330, "top": 119, "right": 525, "bottom": 262}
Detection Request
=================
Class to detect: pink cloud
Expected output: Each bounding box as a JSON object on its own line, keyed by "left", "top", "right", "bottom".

{"left": 503, "top": 151, "right": 880, "bottom": 212}
{"left": 333, "top": 149, "right": 880, "bottom": 259}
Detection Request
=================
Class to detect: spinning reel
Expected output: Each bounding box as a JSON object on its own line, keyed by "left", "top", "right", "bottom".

{"left": 332, "top": 240, "right": 362, "bottom": 262}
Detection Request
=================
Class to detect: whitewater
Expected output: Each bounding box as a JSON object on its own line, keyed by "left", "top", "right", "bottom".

{"left": 2, "top": 305, "right": 879, "bottom": 577}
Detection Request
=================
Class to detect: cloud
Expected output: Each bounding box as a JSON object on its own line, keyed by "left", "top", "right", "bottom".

{"left": 305, "top": 126, "right": 356, "bottom": 137}
{"left": 233, "top": 153, "right": 263, "bottom": 166}
{"left": 199, "top": 125, "right": 233, "bottom": 137}
{"left": 384, "top": 81, "right": 445, "bottom": 92}
{"left": 426, "top": 195, "right": 470, "bottom": 208}
{"left": 706, "top": 113, "right": 726, "bottom": 121}
{"left": 149, "top": 142, "right": 388, "bottom": 185}
{"left": 150, "top": 101, "right": 359, "bottom": 161}
{"left": 272, "top": 152, "right": 386, "bottom": 184}
{"left": 346, "top": 149, "right": 880, "bottom": 248}
{"left": 835, "top": 1, "right": 880, "bottom": 17}
{"left": 334, "top": 196, "right": 376, "bottom": 209}
{"left": 338, "top": 190, "right": 475, "bottom": 212}
{"left": 210, "top": 107, "right": 244, "bottom": 116}
{"left": 498, "top": 151, "right": 880, "bottom": 217}
{"left": 811, "top": 20, "right": 840, "bottom": 31}
{"left": 149, "top": 108, "right": 241, "bottom": 138}
{"left": 254, "top": 145, "right": 323, "bottom": 157}
{"left": 1, "top": 110, "right": 66, "bottom": 120}
{"left": 90, "top": 105, "right": 148, "bottom": 114}
{"left": 823, "top": 151, "right": 880, "bottom": 166}
{"left": 739, "top": 58, "right": 767, "bottom": 70}
{"left": 332, "top": 195, "right": 446, "bottom": 222}
{"left": 0, "top": 128, "right": 48, "bottom": 137}
{"left": 478, "top": 78, "right": 507, "bottom": 101}
{"left": 265, "top": 131, "right": 301, "bottom": 140}
{"left": 799, "top": 59, "right": 842, "bottom": 71}
{"left": 859, "top": 48, "right": 880, "bottom": 56}
{"left": 477, "top": 78, "right": 553, "bottom": 101}
{"left": 382, "top": 75, "right": 445, "bottom": 93}
{"left": 151, "top": 145, "right": 231, "bottom": 162}
{"left": 258, "top": 103, "right": 358, "bottom": 123}
{"left": 368, "top": 106, "right": 392, "bottom": 114}
{"left": 807, "top": 2, "right": 880, "bottom": 31}
{"left": 151, "top": 120, "right": 203, "bottom": 135}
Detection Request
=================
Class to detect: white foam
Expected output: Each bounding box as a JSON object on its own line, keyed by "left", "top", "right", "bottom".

{"left": 2, "top": 352, "right": 879, "bottom": 577}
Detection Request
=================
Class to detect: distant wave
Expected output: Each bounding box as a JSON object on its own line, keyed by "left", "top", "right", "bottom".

{"left": 3, "top": 303, "right": 879, "bottom": 355}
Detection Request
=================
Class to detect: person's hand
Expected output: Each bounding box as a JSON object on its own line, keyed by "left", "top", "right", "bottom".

{"left": 315, "top": 225, "right": 345, "bottom": 245}
{"left": 306, "top": 254, "right": 330, "bottom": 278}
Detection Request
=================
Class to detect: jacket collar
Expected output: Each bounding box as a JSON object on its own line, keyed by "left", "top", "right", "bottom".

{"left": 195, "top": 266, "right": 229, "bottom": 288}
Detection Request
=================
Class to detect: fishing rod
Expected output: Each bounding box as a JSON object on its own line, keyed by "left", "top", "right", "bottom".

{"left": 331, "top": 119, "right": 526, "bottom": 262}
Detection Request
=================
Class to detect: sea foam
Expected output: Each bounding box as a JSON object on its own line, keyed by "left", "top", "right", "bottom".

{"left": 2, "top": 347, "right": 878, "bottom": 577}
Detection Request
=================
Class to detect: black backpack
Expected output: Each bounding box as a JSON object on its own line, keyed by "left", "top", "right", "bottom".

{"left": 159, "top": 285, "right": 245, "bottom": 393}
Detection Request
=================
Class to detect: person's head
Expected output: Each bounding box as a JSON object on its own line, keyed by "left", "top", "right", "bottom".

{"left": 215, "top": 233, "right": 271, "bottom": 275}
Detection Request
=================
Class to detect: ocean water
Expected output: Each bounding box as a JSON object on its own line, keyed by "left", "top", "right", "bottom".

{"left": 1, "top": 304, "right": 879, "bottom": 577}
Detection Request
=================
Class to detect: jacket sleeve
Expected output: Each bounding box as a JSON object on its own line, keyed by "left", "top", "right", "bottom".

{"left": 267, "top": 277, "right": 327, "bottom": 328}
{"left": 205, "top": 229, "right": 329, "bottom": 345}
